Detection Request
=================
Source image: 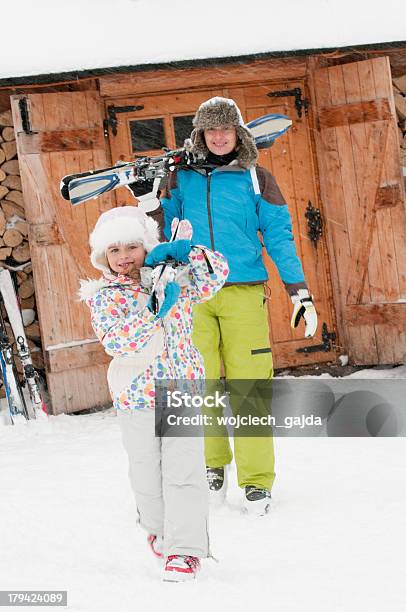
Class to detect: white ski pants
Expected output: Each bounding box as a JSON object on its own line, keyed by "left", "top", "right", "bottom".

{"left": 117, "top": 408, "right": 209, "bottom": 558}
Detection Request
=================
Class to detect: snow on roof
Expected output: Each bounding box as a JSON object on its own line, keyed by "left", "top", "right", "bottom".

{"left": 2, "top": 0, "right": 405, "bottom": 80}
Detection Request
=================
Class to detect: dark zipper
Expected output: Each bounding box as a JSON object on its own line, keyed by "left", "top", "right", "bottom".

{"left": 202, "top": 251, "right": 214, "bottom": 274}
{"left": 206, "top": 173, "right": 215, "bottom": 251}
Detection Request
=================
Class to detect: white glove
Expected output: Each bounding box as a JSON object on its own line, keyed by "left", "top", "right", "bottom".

{"left": 290, "top": 289, "right": 318, "bottom": 338}
{"left": 170, "top": 217, "right": 193, "bottom": 240}
{"left": 129, "top": 177, "right": 161, "bottom": 213}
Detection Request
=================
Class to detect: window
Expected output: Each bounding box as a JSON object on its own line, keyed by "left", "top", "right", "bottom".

{"left": 130, "top": 118, "right": 166, "bottom": 152}
{"left": 173, "top": 115, "right": 194, "bottom": 148}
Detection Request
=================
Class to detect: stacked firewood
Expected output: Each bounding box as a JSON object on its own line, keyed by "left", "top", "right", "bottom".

{"left": 0, "top": 108, "right": 45, "bottom": 394}
{"left": 393, "top": 74, "right": 406, "bottom": 182}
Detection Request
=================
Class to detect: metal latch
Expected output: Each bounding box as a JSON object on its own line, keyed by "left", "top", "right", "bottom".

{"left": 267, "top": 87, "right": 309, "bottom": 118}
{"left": 296, "top": 323, "right": 336, "bottom": 354}
{"left": 104, "top": 104, "right": 144, "bottom": 137}
{"left": 305, "top": 200, "right": 323, "bottom": 245}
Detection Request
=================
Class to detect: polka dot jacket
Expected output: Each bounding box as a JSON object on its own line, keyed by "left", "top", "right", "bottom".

{"left": 82, "top": 246, "right": 229, "bottom": 412}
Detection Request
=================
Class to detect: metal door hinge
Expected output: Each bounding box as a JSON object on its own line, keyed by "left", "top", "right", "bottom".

{"left": 18, "top": 98, "right": 36, "bottom": 135}
{"left": 305, "top": 200, "right": 323, "bottom": 244}
{"left": 103, "top": 104, "right": 144, "bottom": 137}
{"left": 267, "top": 87, "right": 309, "bottom": 118}
{"left": 296, "top": 323, "right": 336, "bottom": 354}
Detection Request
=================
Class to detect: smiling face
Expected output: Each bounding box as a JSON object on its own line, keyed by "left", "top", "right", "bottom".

{"left": 203, "top": 126, "right": 237, "bottom": 156}
{"left": 106, "top": 242, "right": 146, "bottom": 278}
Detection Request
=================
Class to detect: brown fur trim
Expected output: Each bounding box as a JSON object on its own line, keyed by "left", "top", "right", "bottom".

{"left": 186, "top": 98, "right": 259, "bottom": 168}
{"left": 236, "top": 126, "right": 258, "bottom": 168}
{"left": 193, "top": 97, "right": 243, "bottom": 130}
{"left": 187, "top": 126, "right": 258, "bottom": 168}
{"left": 256, "top": 166, "right": 287, "bottom": 205}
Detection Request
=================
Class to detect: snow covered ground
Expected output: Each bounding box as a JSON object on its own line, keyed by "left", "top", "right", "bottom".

{"left": 1, "top": 372, "right": 405, "bottom": 611}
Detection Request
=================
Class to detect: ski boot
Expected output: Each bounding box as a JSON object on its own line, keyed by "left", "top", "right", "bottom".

{"left": 243, "top": 485, "right": 271, "bottom": 516}
{"left": 206, "top": 465, "right": 227, "bottom": 506}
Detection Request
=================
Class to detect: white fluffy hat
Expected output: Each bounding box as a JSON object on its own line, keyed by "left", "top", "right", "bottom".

{"left": 89, "top": 206, "right": 160, "bottom": 274}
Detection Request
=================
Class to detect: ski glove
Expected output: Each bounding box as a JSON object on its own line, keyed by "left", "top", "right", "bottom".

{"left": 127, "top": 177, "right": 162, "bottom": 213}
{"left": 145, "top": 240, "right": 192, "bottom": 266}
{"left": 290, "top": 289, "right": 318, "bottom": 338}
{"left": 127, "top": 178, "right": 155, "bottom": 198}
{"left": 148, "top": 281, "right": 181, "bottom": 319}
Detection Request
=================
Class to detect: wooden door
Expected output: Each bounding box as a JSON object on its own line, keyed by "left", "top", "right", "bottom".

{"left": 105, "top": 86, "right": 335, "bottom": 368}
{"left": 225, "top": 82, "right": 335, "bottom": 366}
{"left": 11, "top": 91, "right": 114, "bottom": 413}
{"left": 311, "top": 57, "right": 406, "bottom": 364}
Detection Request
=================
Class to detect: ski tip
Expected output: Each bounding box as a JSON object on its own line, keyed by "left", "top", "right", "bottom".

{"left": 247, "top": 113, "right": 292, "bottom": 148}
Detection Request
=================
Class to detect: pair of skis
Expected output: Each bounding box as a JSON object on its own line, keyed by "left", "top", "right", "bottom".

{"left": 59, "top": 113, "right": 292, "bottom": 207}
{"left": 0, "top": 269, "right": 48, "bottom": 426}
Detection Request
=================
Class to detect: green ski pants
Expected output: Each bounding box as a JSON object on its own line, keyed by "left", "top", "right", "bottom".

{"left": 193, "top": 284, "right": 275, "bottom": 490}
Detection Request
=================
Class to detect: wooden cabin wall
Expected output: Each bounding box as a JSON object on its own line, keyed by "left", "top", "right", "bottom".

{"left": 1, "top": 48, "right": 405, "bottom": 413}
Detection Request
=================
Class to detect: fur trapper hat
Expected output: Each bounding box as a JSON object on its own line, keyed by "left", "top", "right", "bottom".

{"left": 89, "top": 206, "right": 160, "bottom": 275}
{"left": 185, "top": 97, "right": 258, "bottom": 168}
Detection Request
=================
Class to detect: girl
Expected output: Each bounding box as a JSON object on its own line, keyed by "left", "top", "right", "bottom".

{"left": 79, "top": 206, "right": 228, "bottom": 581}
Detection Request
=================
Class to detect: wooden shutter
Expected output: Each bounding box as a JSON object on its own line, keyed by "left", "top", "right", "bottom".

{"left": 312, "top": 57, "right": 406, "bottom": 364}
{"left": 11, "top": 91, "right": 113, "bottom": 413}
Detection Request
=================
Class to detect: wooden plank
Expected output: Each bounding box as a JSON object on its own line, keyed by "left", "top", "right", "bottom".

{"left": 362, "top": 59, "right": 400, "bottom": 305}
{"left": 266, "top": 97, "right": 300, "bottom": 344}
{"left": 10, "top": 97, "right": 71, "bottom": 349}
{"left": 11, "top": 92, "right": 114, "bottom": 414}
{"left": 330, "top": 63, "right": 378, "bottom": 364}
{"left": 45, "top": 341, "right": 111, "bottom": 373}
{"left": 344, "top": 59, "right": 397, "bottom": 364}
{"left": 10, "top": 97, "right": 53, "bottom": 225}
{"left": 348, "top": 61, "right": 383, "bottom": 307}
{"left": 54, "top": 94, "right": 93, "bottom": 342}
{"left": 99, "top": 58, "right": 307, "bottom": 98}
{"left": 309, "top": 64, "right": 350, "bottom": 354}
{"left": 344, "top": 304, "right": 406, "bottom": 325}
{"left": 17, "top": 127, "right": 104, "bottom": 154}
{"left": 285, "top": 85, "right": 335, "bottom": 351}
{"left": 345, "top": 120, "right": 389, "bottom": 305}
{"left": 318, "top": 99, "right": 391, "bottom": 128}
{"left": 29, "top": 222, "right": 62, "bottom": 245}
{"left": 327, "top": 65, "right": 360, "bottom": 296}
{"left": 313, "top": 64, "right": 378, "bottom": 363}
{"left": 272, "top": 339, "right": 334, "bottom": 369}
{"left": 46, "top": 372, "right": 68, "bottom": 415}
{"left": 372, "top": 57, "right": 406, "bottom": 302}
{"left": 21, "top": 147, "right": 94, "bottom": 278}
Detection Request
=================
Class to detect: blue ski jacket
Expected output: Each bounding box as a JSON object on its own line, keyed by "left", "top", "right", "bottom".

{"left": 160, "top": 163, "right": 307, "bottom": 293}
